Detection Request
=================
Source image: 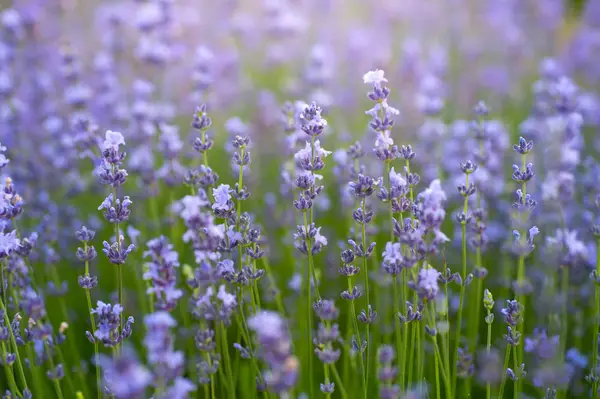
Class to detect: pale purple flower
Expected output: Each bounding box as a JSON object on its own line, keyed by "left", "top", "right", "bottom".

{"left": 248, "top": 311, "right": 285, "bottom": 342}
{"left": 91, "top": 301, "right": 132, "bottom": 347}
{"left": 363, "top": 69, "right": 388, "bottom": 84}
{"left": 174, "top": 195, "right": 207, "bottom": 222}
{"left": 546, "top": 229, "right": 587, "bottom": 258}
{"left": 389, "top": 167, "right": 407, "bottom": 190}
{"left": 418, "top": 267, "right": 440, "bottom": 298}
{"left": 528, "top": 226, "right": 540, "bottom": 247}
{"left": 382, "top": 242, "right": 402, "bottom": 264}
{"left": 98, "top": 351, "right": 152, "bottom": 399}
{"left": 103, "top": 130, "right": 125, "bottom": 151}
{"left": 217, "top": 285, "right": 237, "bottom": 309}
{"left": 212, "top": 184, "right": 232, "bottom": 212}
{"left": 0, "top": 229, "right": 19, "bottom": 258}
{"left": 144, "top": 237, "right": 183, "bottom": 311}
{"left": 163, "top": 377, "right": 196, "bottom": 399}
{"left": 374, "top": 130, "right": 394, "bottom": 149}
{"left": 314, "top": 227, "right": 328, "bottom": 247}
{"left": 294, "top": 140, "right": 331, "bottom": 163}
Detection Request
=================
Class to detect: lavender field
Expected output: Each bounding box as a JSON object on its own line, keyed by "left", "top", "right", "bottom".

{"left": 1, "top": 0, "right": 600, "bottom": 398}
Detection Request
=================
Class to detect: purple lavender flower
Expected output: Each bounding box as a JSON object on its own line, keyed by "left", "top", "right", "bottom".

{"left": 91, "top": 301, "right": 133, "bottom": 347}
{"left": 377, "top": 344, "right": 400, "bottom": 399}
{"left": 98, "top": 130, "right": 128, "bottom": 188}
{"left": 144, "top": 311, "right": 194, "bottom": 397}
{"left": 143, "top": 236, "right": 183, "bottom": 311}
{"left": 249, "top": 311, "right": 298, "bottom": 394}
{"left": 102, "top": 235, "right": 134, "bottom": 265}
{"left": 0, "top": 230, "right": 19, "bottom": 258}
{"left": 409, "top": 266, "right": 441, "bottom": 301}
{"left": 98, "top": 349, "right": 151, "bottom": 399}
{"left": 212, "top": 184, "right": 233, "bottom": 212}
{"left": 98, "top": 194, "right": 132, "bottom": 224}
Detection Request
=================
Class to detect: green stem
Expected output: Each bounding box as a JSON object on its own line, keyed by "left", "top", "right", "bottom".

{"left": 235, "top": 289, "right": 264, "bottom": 386}
{"left": 407, "top": 321, "right": 416, "bottom": 386}
{"left": 498, "top": 345, "right": 512, "bottom": 399}
{"left": 261, "top": 256, "right": 285, "bottom": 317}
{"left": 559, "top": 266, "right": 569, "bottom": 364}
{"left": 592, "top": 239, "right": 600, "bottom": 399}
{"left": 303, "top": 211, "right": 316, "bottom": 399}
{"left": 45, "top": 344, "right": 64, "bottom": 399}
{"left": 1, "top": 341, "right": 22, "bottom": 396}
{"left": 513, "top": 345, "right": 519, "bottom": 399}
{"left": 428, "top": 302, "right": 451, "bottom": 398}
{"left": 393, "top": 275, "right": 402, "bottom": 387}
{"left": 360, "top": 199, "right": 370, "bottom": 396}
{"left": 486, "top": 309, "right": 493, "bottom": 399}
{"left": 26, "top": 343, "right": 44, "bottom": 397}
{"left": 0, "top": 295, "right": 28, "bottom": 392}
{"left": 114, "top": 217, "right": 123, "bottom": 353}
{"left": 324, "top": 363, "right": 331, "bottom": 399}
{"left": 83, "top": 246, "right": 102, "bottom": 399}
{"left": 330, "top": 363, "right": 349, "bottom": 399}
{"left": 401, "top": 270, "right": 408, "bottom": 393}
{"left": 219, "top": 322, "right": 236, "bottom": 399}
{"left": 453, "top": 221, "right": 468, "bottom": 395}
{"left": 347, "top": 277, "right": 366, "bottom": 399}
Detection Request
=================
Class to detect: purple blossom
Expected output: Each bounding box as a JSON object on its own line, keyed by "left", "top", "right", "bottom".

{"left": 98, "top": 350, "right": 151, "bottom": 399}
{"left": 249, "top": 311, "right": 298, "bottom": 394}
{"left": 144, "top": 237, "right": 183, "bottom": 311}
{"left": 98, "top": 194, "right": 132, "bottom": 224}
{"left": 102, "top": 235, "right": 135, "bottom": 265}
{"left": 91, "top": 301, "right": 133, "bottom": 347}
{"left": 212, "top": 184, "right": 232, "bottom": 212}
{"left": 103, "top": 130, "right": 125, "bottom": 151}
{"left": 0, "top": 230, "right": 19, "bottom": 258}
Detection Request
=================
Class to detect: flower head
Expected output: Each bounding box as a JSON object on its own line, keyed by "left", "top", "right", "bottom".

{"left": 363, "top": 69, "right": 388, "bottom": 85}
{"left": 103, "top": 130, "right": 125, "bottom": 151}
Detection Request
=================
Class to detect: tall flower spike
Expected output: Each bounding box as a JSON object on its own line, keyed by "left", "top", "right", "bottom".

{"left": 143, "top": 237, "right": 183, "bottom": 311}
{"left": 249, "top": 311, "right": 298, "bottom": 394}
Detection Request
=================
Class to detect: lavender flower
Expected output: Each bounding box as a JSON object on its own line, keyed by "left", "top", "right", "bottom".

{"left": 249, "top": 311, "right": 298, "bottom": 394}
{"left": 98, "top": 350, "right": 151, "bottom": 399}
{"left": 143, "top": 237, "right": 183, "bottom": 311}
{"left": 102, "top": 235, "right": 134, "bottom": 265}
{"left": 91, "top": 301, "right": 133, "bottom": 347}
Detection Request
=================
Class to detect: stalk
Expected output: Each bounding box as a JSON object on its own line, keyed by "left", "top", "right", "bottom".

{"left": 324, "top": 362, "right": 331, "bottom": 399}
{"left": 1, "top": 341, "right": 21, "bottom": 396}
{"left": 303, "top": 211, "right": 316, "bottom": 399}
{"left": 428, "top": 302, "right": 451, "bottom": 398}
{"left": 592, "top": 238, "right": 600, "bottom": 399}
{"left": 45, "top": 344, "right": 64, "bottom": 399}
{"left": 453, "top": 172, "right": 470, "bottom": 395}
{"left": 515, "top": 151, "right": 529, "bottom": 389}
{"left": 486, "top": 311, "right": 493, "bottom": 399}
{"left": 360, "top": 198, "right": 370, "bottom": 396}
{"left": 111, "top": 182, "right": 124, "bottom": 350}
{"left": 330, "top": 363, "right": 349, "bottom": 399}
{"left": 513, "top": 345, "right": 519, "bottom": 399}
{"left": 347, "top": 276, "right": 367, "bottom": 399}
{"left": 0, "top": 295, "right": 28, "bottom": 392}
{"left": 498, "top": 343, "right": 512, "bottom": 399}
{"left": 83, "top": 242, "right": 102, "bottom": 399}
{"left": 392, "top": 276, "right": 402, "bottom": 387}
{"left": 407, "top": 321, "right": 416, "bottom": 386}
{"left": 26, "top": 344, "right": 44, "bottom": 397}
{"left": 219, "top": 321, "right": 236, "bottom": 399}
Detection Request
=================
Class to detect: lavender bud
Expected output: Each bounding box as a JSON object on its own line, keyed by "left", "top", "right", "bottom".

{"left": 513, "top": 137, "right": 534, "bottom": 154}
{"left": 460, "top": 160, "right": 478, "bottom": 174}
{"left": 320, "top": 383, "right": 335, "bottom": 394}
{"left": 357, "top": 305, "right": 377, "bottom": 324}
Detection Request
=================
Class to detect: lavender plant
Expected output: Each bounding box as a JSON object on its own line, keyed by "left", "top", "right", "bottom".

{"left": 0, "top": 2, "right": 599, "bottom": 399}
